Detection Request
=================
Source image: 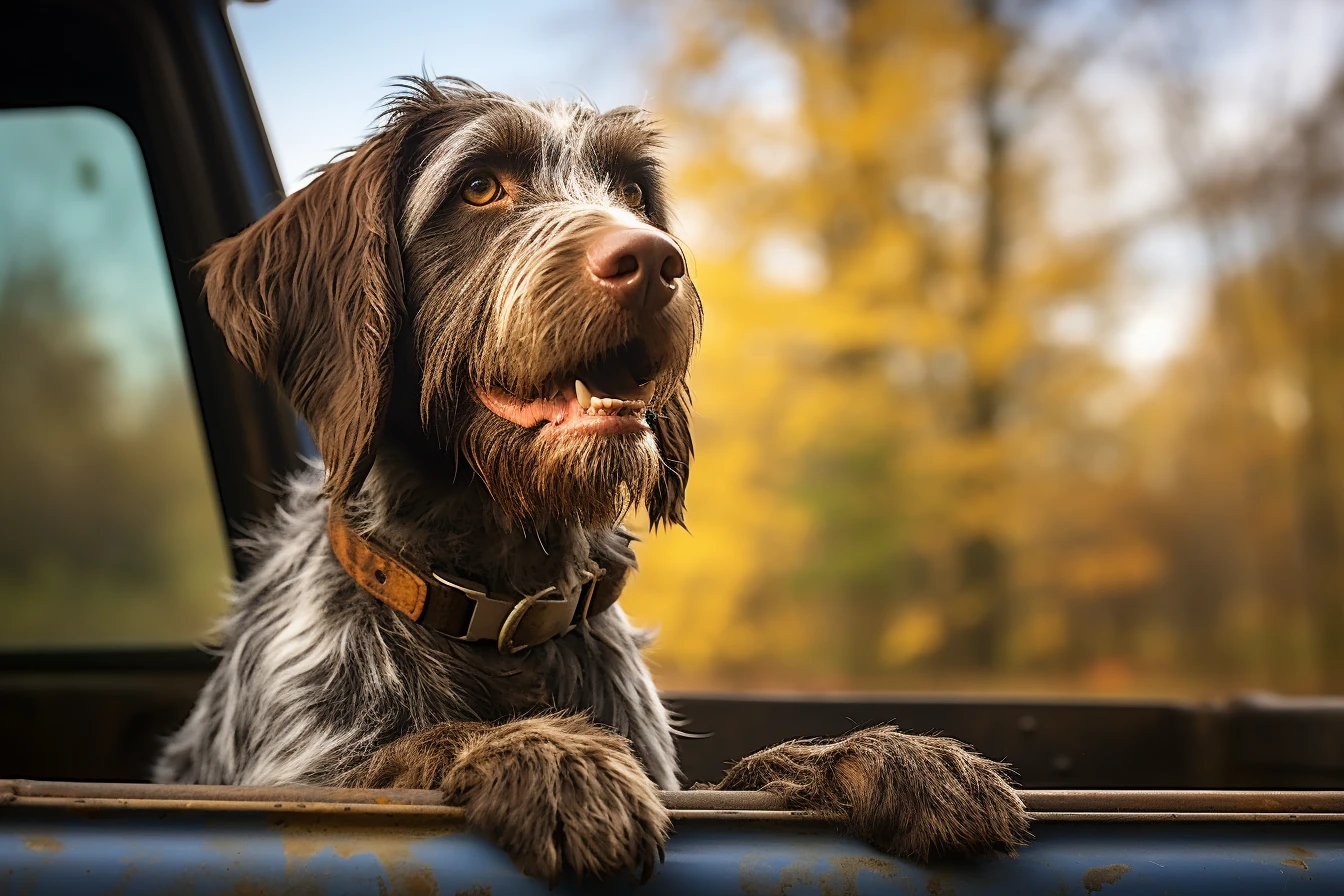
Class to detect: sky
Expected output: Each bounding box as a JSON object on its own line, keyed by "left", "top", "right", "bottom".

{"left": 228, "top": 0, "right": 660, "bottom": 190}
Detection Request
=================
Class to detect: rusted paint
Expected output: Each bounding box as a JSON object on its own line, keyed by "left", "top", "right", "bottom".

{"left": 1082, "top": 863, "right": 1131, "bottom": 893}
{"left": 7, "top": 803, "right": 1344, "bottom": 894}
{"left": 1284, "top": 859, "right": 1310, "bottom": 870}
{"left": 22, "top": 836, "right": 62, "bottom": 852}
{"left": 830, "top": 856, "right": 901, "bottom": 895}
{"left": 275, "top": 813, "right": 461, "bottom": 895}
{"left": 739, "top": 848, "right": 901, "bottom": 896}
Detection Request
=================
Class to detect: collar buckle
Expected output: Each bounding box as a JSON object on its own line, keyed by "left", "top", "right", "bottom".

{"left": 329, "top": 508, "right": 617, "bottom": 653}
{"left": 431, "top": 568, "right": 604, "bottom": 654}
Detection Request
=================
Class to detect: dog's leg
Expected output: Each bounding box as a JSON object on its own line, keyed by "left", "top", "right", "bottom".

{"left": 714, "top": 726, "right": 1030, "bottom": 861}
{"left": 340, "top": 714, "right": 668, "bottom": 883}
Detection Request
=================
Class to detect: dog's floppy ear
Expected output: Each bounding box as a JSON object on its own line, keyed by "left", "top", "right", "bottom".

{"left": 199, "top": 134, "right": 405, "bottom": 502}
{"left": 648, "top": 382, "right": 693, "bottom": 529}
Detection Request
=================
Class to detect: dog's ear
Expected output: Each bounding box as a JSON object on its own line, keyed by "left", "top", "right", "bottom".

{"left": 199, "top": 134, "right": 405, "bottom": 502}
{"left": 648, "top": 382, "right": 693, "bottom": 529}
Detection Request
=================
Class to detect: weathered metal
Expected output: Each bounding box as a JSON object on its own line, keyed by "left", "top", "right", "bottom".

{"left": 14, "top": 779, "right": 1344, "bottom": 815}
{"left": 5, "top": 781, "right": 1344, "bottom": 893}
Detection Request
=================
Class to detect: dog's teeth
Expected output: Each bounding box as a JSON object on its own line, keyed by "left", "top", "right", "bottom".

{"left": 636, "top": 382, "right": 655, "bottom": 403}
{"left": 576, "top": 394, "right": 650, "bottom": 419}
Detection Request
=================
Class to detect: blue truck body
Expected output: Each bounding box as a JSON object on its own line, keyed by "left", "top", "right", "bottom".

{"left": 5, "top": 783, "right": 1344, "bottom": 895}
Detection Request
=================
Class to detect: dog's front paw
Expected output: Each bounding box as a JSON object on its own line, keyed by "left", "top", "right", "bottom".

{"left": 442, "top": 714, "right": 669, "bottom": 883}
{"left": 719, "top": 726, "right": 1029, "bottom": 861}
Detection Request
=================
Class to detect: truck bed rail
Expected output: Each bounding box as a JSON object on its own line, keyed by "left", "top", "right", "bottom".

{"left": 5, "top": 780, "right": 1344, "bottom": 893}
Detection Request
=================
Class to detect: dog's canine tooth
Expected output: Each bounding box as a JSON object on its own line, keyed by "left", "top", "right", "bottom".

{"left": 575, "top": 379, "right": 592, "bottom": 410}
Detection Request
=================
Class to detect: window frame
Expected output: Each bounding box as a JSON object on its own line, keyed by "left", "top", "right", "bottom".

{"left": 0, "top": 0, "right": 303, "bottom": 588}
{"left": 3, "top": 0, "right": 1344, "bottom": 799}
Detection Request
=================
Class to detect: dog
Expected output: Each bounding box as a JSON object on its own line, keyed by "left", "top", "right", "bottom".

{"left": 155, "top": 78, "right": 1029, "bottom": 882}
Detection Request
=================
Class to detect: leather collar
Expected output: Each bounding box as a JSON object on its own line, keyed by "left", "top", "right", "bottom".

{"left": 327, "top": 511, "right": 617, "bottom": 654}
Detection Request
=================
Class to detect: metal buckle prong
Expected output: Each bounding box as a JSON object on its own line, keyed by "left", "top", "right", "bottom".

{"left": 573, "top": 566, "right": 605, "bottom": 628}
{"left": 430, "top": 571, "right": 489, "bottom": 603}
{"left": 497, "top": 586, "right": 558, "bottom": 655}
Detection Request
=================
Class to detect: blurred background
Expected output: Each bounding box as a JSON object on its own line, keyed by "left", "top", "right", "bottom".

{"left": 3, "top": 0, "right": 1344, "bottom": 701}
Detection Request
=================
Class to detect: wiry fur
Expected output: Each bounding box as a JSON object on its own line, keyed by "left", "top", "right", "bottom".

{"left": 154, "top": 464, "right": 679, "bottom": 795}
{"left": 339, "top": 714, "right": 669, "bottom": 883}
{"left": 158, "top": 77, "right": 1028, "bottom": 881}
{"left": 715, "top": 727, "right": 1030, "bottom": 862}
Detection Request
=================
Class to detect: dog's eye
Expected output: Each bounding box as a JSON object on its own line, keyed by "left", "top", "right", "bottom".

{"left": 462, "top": 173, "right": 503, "bottom": 206}
{"left": 620, "top": 182, "right": 644, "bottom": 209}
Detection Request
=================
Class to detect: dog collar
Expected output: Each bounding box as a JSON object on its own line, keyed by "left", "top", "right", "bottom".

{"left": 326, "top": 511, "right": 617, "bottom": 654}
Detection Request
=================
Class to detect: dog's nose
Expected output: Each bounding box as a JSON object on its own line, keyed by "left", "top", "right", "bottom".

{"left": 586, "top": 227, "right": 685, "bottom": 314}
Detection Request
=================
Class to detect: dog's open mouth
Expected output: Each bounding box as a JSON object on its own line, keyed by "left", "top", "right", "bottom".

{"left": 476, "top": 339, "right": 660, "bottom": 435}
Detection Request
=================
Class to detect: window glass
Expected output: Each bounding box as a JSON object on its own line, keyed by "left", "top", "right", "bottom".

{"left": 230, "top": 0, "right": 1344, "bottom": 697}
{"left": 0, "top": 107, "right": 230, "bottom": 647}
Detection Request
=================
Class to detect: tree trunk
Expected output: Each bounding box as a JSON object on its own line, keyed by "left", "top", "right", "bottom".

{"left": 956, "top": 0, "right": 1012, "bottom": 671}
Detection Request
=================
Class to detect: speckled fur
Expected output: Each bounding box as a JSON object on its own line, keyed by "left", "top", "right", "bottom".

{"left": 157, "top": 77, "right": 1028, "bottom": 881}
{"left": 155, "top": 458, "right": 678, "bottom": 782}
{"left": 154, "top": 461, "right": 678, "bottom": 880}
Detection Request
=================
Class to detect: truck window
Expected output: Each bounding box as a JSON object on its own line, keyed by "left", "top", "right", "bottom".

{"left": 230, "top": 1, "right": 1344, "bottom": 702}
{"left": 0, "top": 107, "right": 229, "bottom": 647}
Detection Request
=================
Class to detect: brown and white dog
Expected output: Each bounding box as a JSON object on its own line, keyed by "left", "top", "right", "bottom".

{"left": 156, "top": 78, "right": 1028, "bottom": 882}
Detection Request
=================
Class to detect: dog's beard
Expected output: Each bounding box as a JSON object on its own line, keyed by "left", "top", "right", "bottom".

{"left": 458, "top": 409, "right": 662, "bottom": 528}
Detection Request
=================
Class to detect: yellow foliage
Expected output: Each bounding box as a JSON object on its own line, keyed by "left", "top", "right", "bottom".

{"left": 618, "top": 0, "right": 1344, "bottom": 697}
{"left": 880, "top": 605, "right": 946, "bottom": 667}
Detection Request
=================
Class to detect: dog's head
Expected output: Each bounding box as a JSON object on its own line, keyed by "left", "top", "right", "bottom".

{"left": 200, "top": 79, "right": 700, "bottom": 529}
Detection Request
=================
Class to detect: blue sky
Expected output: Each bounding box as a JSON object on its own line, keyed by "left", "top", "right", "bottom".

{"left": 229, "top": 0, "right": 660, "bottom": 190}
